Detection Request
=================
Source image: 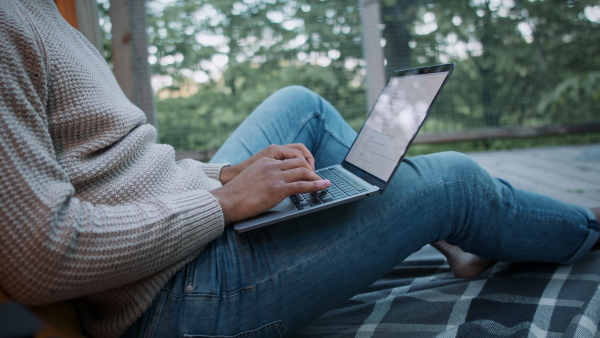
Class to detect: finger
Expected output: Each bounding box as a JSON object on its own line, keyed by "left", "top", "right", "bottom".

{"left": 286, "top": 143, "right": 315, "bottom": 170}
{"left": 280, "top": 165, "right": 322, "bottom": 183}
{"left": 277, "top": 157, "right": 314, "bottom": 172}
{"left": 272, "top": 145, "right": 305, "bottom": 161}
{"left": 270, "top": 144, "right": 315, "bottom": 170}
{"left": 285, "top": 179, "right": 331, "bottom": 196}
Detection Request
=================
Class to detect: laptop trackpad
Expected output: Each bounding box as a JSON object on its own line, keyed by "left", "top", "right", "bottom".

{"left": 237, "top": 198, "right": 296, "bottom": 226}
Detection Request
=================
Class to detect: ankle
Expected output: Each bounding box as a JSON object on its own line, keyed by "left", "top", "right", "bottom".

{"left": 431, "top": 241, "right": 492, "bottom": 278}
{"left": 592, "top": 206, "right": 600, "bottom": 220}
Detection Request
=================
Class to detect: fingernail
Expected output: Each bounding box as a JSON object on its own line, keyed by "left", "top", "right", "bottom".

{"left": 321, "top": 180, "right": 330, "bottom": 188}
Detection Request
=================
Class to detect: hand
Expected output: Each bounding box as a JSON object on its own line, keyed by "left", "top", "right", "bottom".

{"left": 219, "top": 144, "right": 315, "bottom": 184}
{"left": 210, "top": 157, "right": 330, "bottom": 224}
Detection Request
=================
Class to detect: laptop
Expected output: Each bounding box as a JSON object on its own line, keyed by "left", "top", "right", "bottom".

{"left": 234, "top": 63, "right": 455, "bottom": 233}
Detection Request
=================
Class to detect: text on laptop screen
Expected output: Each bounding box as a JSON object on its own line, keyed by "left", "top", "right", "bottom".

{"left": 345, "top": 71, "right": 449, "bottom": 182}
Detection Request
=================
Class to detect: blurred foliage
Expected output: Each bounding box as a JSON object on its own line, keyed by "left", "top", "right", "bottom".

{"left": 97, "top": 0, "right": 600, "bottom": 153}
{"left": 143, "top": 0, "right": 367, "bottom": 150}
{"left": 400, "top": 0, "right": 600, "bottom": 133}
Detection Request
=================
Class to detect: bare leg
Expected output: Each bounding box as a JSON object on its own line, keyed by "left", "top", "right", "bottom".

{"left": 431, "top": 241, "right": 493, "bottom": 278}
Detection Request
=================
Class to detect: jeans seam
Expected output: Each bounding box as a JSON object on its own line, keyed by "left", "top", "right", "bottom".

{"left": 181, "top": 320, "right": 287, "bottom": 337}
{"left": 287, "top": 111, "right": 353, "bottom": 151}
{"left": 142, "top": 291, "right": 166, "bottom": 338}
{"left": 285, "top": 111, "right": 317, "bottom": 145}
{"left": 323, "top": 121, "right": 354, "bottom": 149}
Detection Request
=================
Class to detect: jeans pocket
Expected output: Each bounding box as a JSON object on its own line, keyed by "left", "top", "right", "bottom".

{"left": 182, "top": 320, "right": 288, "bottom": 338}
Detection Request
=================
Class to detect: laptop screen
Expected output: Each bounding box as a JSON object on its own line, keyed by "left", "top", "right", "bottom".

{"left": 344, "top": 64, "right": 454, "bottom": 187}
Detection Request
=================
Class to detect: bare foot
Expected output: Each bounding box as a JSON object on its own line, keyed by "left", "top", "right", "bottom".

{"left": 431, "top": 241, "right": 493, "bottom": 278}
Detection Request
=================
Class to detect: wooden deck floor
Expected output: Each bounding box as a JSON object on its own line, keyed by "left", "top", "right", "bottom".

{"left": 466, "top": 144, "right": 600, "bottom": 207}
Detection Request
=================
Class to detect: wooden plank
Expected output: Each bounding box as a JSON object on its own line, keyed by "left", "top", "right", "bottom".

{"left": 473, "top": 156, "right": 600, "bottom": 195}
{"left": 472, "top": 148, "right": 600, "bottom": 191}
{"left": 519, "top": 149, "right": 599, "bottom": 182}
{"left": 467, "top": 145, "right": 600, "bottom": 207}
{"left": 523, "top": 145, "right": 600, "bottom": 173}
{"left": 415, "top": 123, "right": 600, "bottom": 144}
{"left": 474, "top": 164, "right": 599, "bottom": 207}
{"left": 481, "top": 166, "right": 598, "bottom": 207}
{"left": 470, "top": 149, "right": 600, "bottom": 185}
{"left": 472, "top": 157, "right": 600, "bottom": 203}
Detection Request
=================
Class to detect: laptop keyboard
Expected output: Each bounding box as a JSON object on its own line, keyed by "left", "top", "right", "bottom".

{"left": 289, "top": 167, "right": 368, "bottom": 210}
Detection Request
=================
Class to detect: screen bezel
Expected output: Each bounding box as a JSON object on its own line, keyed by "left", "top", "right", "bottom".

{"left": 341, "top": 63, "right": 456, "bottom": 191}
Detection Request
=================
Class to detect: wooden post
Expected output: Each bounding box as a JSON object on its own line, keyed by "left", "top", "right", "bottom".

{"left": 360, "top": 0, "right": 386, "bottom": 111}
{"left": 109, "top": 0, "right": 157, "bottom": 128}
{"left": 75, "top": 0, "right": 104, "bottom": 53}
{"left": 55, "top": 0, "right": 78, "bottom": 29}
{"left": 54, "top": 0, "right": 104, "bottom": 54}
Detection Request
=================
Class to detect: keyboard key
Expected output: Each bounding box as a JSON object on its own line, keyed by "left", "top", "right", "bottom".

{"left": 305, "top": 195, "right": 322, "bottom": 207}
{"left": 319, "top": 195, "right": 334, "bottom": 203}
{"left": 330, "top": 168, "right": 368, "bottom": 192}
{"left": 290, "top": 168, "right": 369, "bottom": 210}
{"left": 344, "top": 189, "right": 359, "bottom": 196}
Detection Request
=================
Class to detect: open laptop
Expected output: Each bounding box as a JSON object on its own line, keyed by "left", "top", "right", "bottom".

{"left": 234, "top": 63, "right": 455, "bottom": 233}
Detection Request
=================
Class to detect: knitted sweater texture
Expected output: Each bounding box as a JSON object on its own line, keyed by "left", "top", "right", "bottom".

{"left": 0, "top": 0, "right": 228, "bottom": 336}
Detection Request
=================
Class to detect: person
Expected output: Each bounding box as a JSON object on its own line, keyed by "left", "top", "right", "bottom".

{"left": 1, "top": 1, "right": 598, "bottom": 337}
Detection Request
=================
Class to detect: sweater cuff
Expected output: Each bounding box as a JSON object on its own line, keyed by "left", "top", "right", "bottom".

{"left": 166, "top": 190, "right": 225, "bottom": 252}
{"left": 200, "top": 163, "right": 231, "bottom": 181}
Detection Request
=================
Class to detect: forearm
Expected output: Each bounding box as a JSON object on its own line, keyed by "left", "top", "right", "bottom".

{"left": 0, "top": 190, "right": 224, "bottom": 305}
{"left": 218, "top": 165, "right": 238, "bottom": 185}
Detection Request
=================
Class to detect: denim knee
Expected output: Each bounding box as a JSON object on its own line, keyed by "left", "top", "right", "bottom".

{"left": 274, "top": 85, "right": 317, "bottom": 99}
{"left": 406, "top": 151, "right": 501, "bottom": 245}
{"left": 263, "top": 86, "right": 325, "bottom": 122}
{"left": 438, "top": 151, "right": 484, "bottom": 173}
{"left": 421, "top": 151, "right": 492, "bottom": 185}
{"left": 272, "top": 85, "right": 321, "bottom": 108}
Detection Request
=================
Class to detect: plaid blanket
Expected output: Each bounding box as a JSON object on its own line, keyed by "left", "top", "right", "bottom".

{"left": 295, "top": 245, "right": 600, "bottom": 338}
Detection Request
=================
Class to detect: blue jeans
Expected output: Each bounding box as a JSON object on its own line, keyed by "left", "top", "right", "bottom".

{"left": 123, "top": 86, "right": 599, "bottom": 337}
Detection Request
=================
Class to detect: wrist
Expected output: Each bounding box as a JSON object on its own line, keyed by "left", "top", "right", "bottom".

{"left": 219, "top": 165, "right": 237, "bottom": 184}
{"left": 209, "top": 188, "right": 236, "bottom": 224}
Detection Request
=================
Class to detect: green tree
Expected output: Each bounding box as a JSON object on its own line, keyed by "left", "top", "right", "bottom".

{"left": 98, "top": 0, "right": 600, "bottom": 152}
{"left": 145, "top": 0, "right": 367, "bottom": 151}
{"left": 380, "top": 0, "right": 600, "bottom": 132}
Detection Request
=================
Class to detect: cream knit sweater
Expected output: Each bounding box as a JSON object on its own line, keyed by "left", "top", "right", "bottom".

{"left": 0, "top": 0, "right": 229, "bottom": 336}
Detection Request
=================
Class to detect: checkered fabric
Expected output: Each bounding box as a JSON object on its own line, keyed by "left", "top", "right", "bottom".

{"left": 295, "top": 245, "right": 600, "bottom": 338}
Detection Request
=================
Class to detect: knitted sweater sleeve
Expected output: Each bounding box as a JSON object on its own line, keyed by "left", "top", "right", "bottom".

{"left": 0, "top": 3, "right": 224, "bottom": 306}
